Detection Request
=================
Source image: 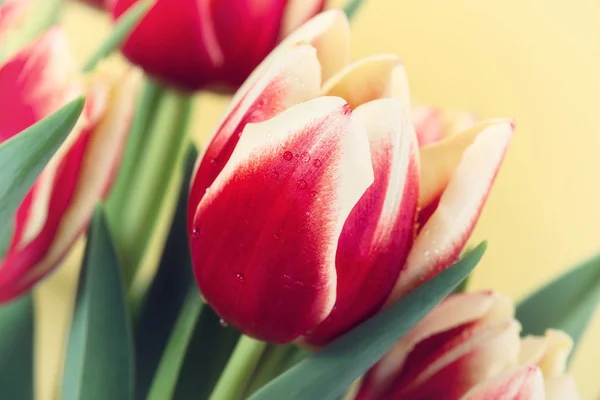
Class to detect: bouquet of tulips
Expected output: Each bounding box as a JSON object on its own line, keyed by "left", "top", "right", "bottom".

{"left": 0, "top": 0, "right": 598, "bottom": 399}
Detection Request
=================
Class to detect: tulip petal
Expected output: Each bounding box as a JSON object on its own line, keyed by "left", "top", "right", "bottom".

{"left": 0, "top": 0, "right": 30, "bottom": 40}
{"left": 0, "top": 27, "right": 78, "bottom": 143}
{"left": 112, "top": 0, "right": 222, "bottom": 90}
{"left": 359, "top": 291, "right": 515, "bottom": 399}
{"left": 191, "top": 96, "right": 374, "bottom": 343}
{"left": 233, "top": 9, "right": 350, "bottom": 105}
{"left": 303, "top": 98, "right": 419, "bottom": 346}
{"left": 460, "top": 366, "right": 546, "bottom": 400}
{"left": 388, "top": 120, "right": 514, "bottom": 302}
{"left": 519, "top": 330, "right": 573, "bottom": 378}
{"left": 321, "top": 54, "right": 409, "bottom": 109}
{"left": 187, "top": 43, "right": 321, "bottom": 231}
{"left": 412, "top": 107, "right": 477, "bottom": 148}
{"left": 280, "top": 0, "right": 326, "bottom": 39}
{"left": 0, "top": 71, "right": 139, "bottom": 302}
{"left": 545, "top": 376, "right": 580, "bottom": 400}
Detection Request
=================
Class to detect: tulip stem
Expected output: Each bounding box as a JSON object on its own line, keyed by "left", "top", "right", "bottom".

{"left": 209, "top": 335, "right": 268, "bottom": 400}
{"left": 146, "top": 287, "right": 204, "bottom": 400}
{"left": 107, "top": 84, "right": 192, "bottom": 287}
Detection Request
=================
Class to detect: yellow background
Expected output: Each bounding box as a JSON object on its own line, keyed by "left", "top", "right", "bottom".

{"left": 36, "top": 1, "right": 600, "bottom": 399}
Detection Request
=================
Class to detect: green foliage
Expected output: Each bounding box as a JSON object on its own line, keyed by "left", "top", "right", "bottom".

{"left": 516, "top": 253, "right": 600, "bottom": 356}
{"left": 0, "top": 295, "right": 34, "bottom": 400}
{"left": 0, "top": 97, "right": 85, "bottom": 254}
{"left": 62, "top": 207, "right": 134, "bottom": 400}
{"left": 250, "top": 243, "right": 487, "bottom": 400}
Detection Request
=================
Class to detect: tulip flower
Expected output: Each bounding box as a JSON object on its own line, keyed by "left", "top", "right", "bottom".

{"left": 109, "top": 0, "right": 326, "bottom": 91}
{"left": 0, "top": 28, "right": 138, "bottom": 303}
{"left": 354, "top": 291, "right": 580, "bottom": 400}
{"left": 188, "top": 10, "right": 514, "bottom": 344}
{"left": 0, "top": 0, "right": 30, "bottom": 39}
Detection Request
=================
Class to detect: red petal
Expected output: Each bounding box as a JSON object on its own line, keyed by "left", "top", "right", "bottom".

{"left": 359, "top": 291, "right": 516, "bottom": 400}
{"left": 388, "top": 120, "right": 514, "bottom": 303}
{"left": 461, "top": 366, "right": 546, "bottom": 400}
{"left": 303, "top": 99, "right": 419, "bottom": 346}
{"left": 187, "top": 43, "right": 321, "bottom": 232}
{"left": 0, "top": 27, "right": 78, "bottom": 143}
{"left": 0, "top": 71, "right": 139, "bottom": 302}
{"left": 191, "top": 97, "right": 373, "bottom": 343}
{"left": 113, "top": 0, "right": 221, "bottom": 91}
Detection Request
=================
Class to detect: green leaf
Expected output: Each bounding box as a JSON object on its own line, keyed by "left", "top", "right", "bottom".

{"left": 344, "top": 0, "right": 368, "bottom": 20}
{"left": 62, "top": 206, "right": 134, "bottom": 400}
{"left": 83, "top": 0, "right": 153, "bottom": 72}
{"left": 250, "top": 242, "right": 487, "bottom": 400}
{"left": 0, "top": 97, "right": 85, "bottom": 234}
{"left": 0, "top": 295, "right": 34, "bottom": 400}
{"left": 516, "top": 253, "right": 600, "bottom": 355}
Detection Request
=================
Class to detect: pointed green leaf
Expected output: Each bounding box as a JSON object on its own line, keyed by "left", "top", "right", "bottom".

{"left": 0, "top": 97, "right": 85, "bottom": 231}
{"left": 62, "top": 206, "right": 134, "bottom": 400}
{"left": 516, "top": 253, "right": 600, "bottom": 354}
{"left": 344, "top": 0, "right": 367, "bottom": 20}
{"left": 250, "top": 242, "right": 487, "bottom": 400}
{"left": 0, "top": 295, "right": 34, "bottom": 400}
{"left": 83, "top": 0, "right": 153, "bottom": 72}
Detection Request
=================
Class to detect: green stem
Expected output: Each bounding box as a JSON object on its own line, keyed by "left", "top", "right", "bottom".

{"left": 108, "top": 86, "right": 192, "bottom": 286}
{"left": 146, "top": 288, "right": 204, "bottom": 400}
{"left": 210, "top": 336, "right": 268, "bottom": 400}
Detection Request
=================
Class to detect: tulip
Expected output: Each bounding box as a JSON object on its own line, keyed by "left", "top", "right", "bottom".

{"left": 0, "top": 0, "right": 30, "bottom": 39}
{"left": 188, "top": 11, "right": 514, "bottom": 344}
{"left": 355, "top": 291, "right": 580, "bottom": 400}
{"left": 109, "top": 0, "right": 326, "bottom": 91}
{"left": 0, "top": 28, "right": 138, "bottom": 303}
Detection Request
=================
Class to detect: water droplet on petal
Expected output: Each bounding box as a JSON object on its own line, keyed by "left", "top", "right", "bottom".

{"left": 219, "top": 319, "right": 228, "bottom": 327}
{"left": 301, "top": 152, "right": 310, "bottom": 162}
{"left": 192, "top": 227, "right": 200, "bottom": 237}
{"left": 305, "top": 212, "right": 310, "bottom": 216}
{"left": 272, "top": 171, "right": 279, "bottom": 180}
{"left": 295, "top": 153, "right": 300, "bottom": 158}
{"left": 424, "top": 250, "right": 431, "bottom": 258}
{"left": 236, "top": 273, "right": 245, "bottom": 283}
{"left": 297, "top": 179, "right": 307, "bottom": 189}
{"left": 273, "top": 232, "right": 280, "bottom": 240}
{"left": 313, "top": 159, "right": 322, "bottom": 167}
{"left": 210, "top": 158, "right": 217, "bottom": 165}
{"left": 309, "top": 191, "right": 317, "bottom": 198}
{"left": 283, "top": 151, "right": 293, "bottom": 161}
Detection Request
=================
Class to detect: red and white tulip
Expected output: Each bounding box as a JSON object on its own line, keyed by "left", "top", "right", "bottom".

{"left": 109, "top": 0, "right": 326, "bottom": 91}
{"left": 354, "top": 291, "right": 580, "bottom": 400}
{"left": 188, "top": 11, "right": 514, "bottom": 344}
{"left": 0, "top": 28, "right": 139, "bottom": 303}
{"left": 0, "top": 0, "right": 30, "bottom": 40}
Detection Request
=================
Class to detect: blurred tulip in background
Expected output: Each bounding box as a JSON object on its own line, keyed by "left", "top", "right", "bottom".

{"left": 0, "top": 27, "right": 138, "bottom": 302}
{"left": 109, "top": 0, "right": 325, "bottom": 91}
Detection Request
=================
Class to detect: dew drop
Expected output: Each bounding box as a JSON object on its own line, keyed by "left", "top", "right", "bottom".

{"left": 309, "top": 191, "right": 317, "bottom": 198}
{"left": 219, "top": 319, "right": 228, "bottom": 327}
{"left": 301, "top": 152, "right": 310, "bottom": 162}
{"left": 313, "top": 159, "right": 322, "bottom": 167}
{"left": 283, "top": 151, "right": 293, "bottom": 161}
{"left": 273, "top": 232, "right": 280, "bottom": 240}
{"left": 305, "top": 212, "right": 310, "bottom": 216}
{"left": 236, "top": 273, "right": 245, "bottom": 283}
{"left": 424, "top": 250, "right": 431, "bottom": 258}
{"left": 295, "top": 153, "right": 300, "bottom": 158}
{"left": 192, "top": 227, "right": 200, "bottom": 237}
{"left": 297, "top": 179, "right": 307, "bottom": 189}
{"left": 271, "top": 171, "right": 279, "bottom": 180}
{"left": 210, "top": 158, "right": 217, "bottom": 165}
